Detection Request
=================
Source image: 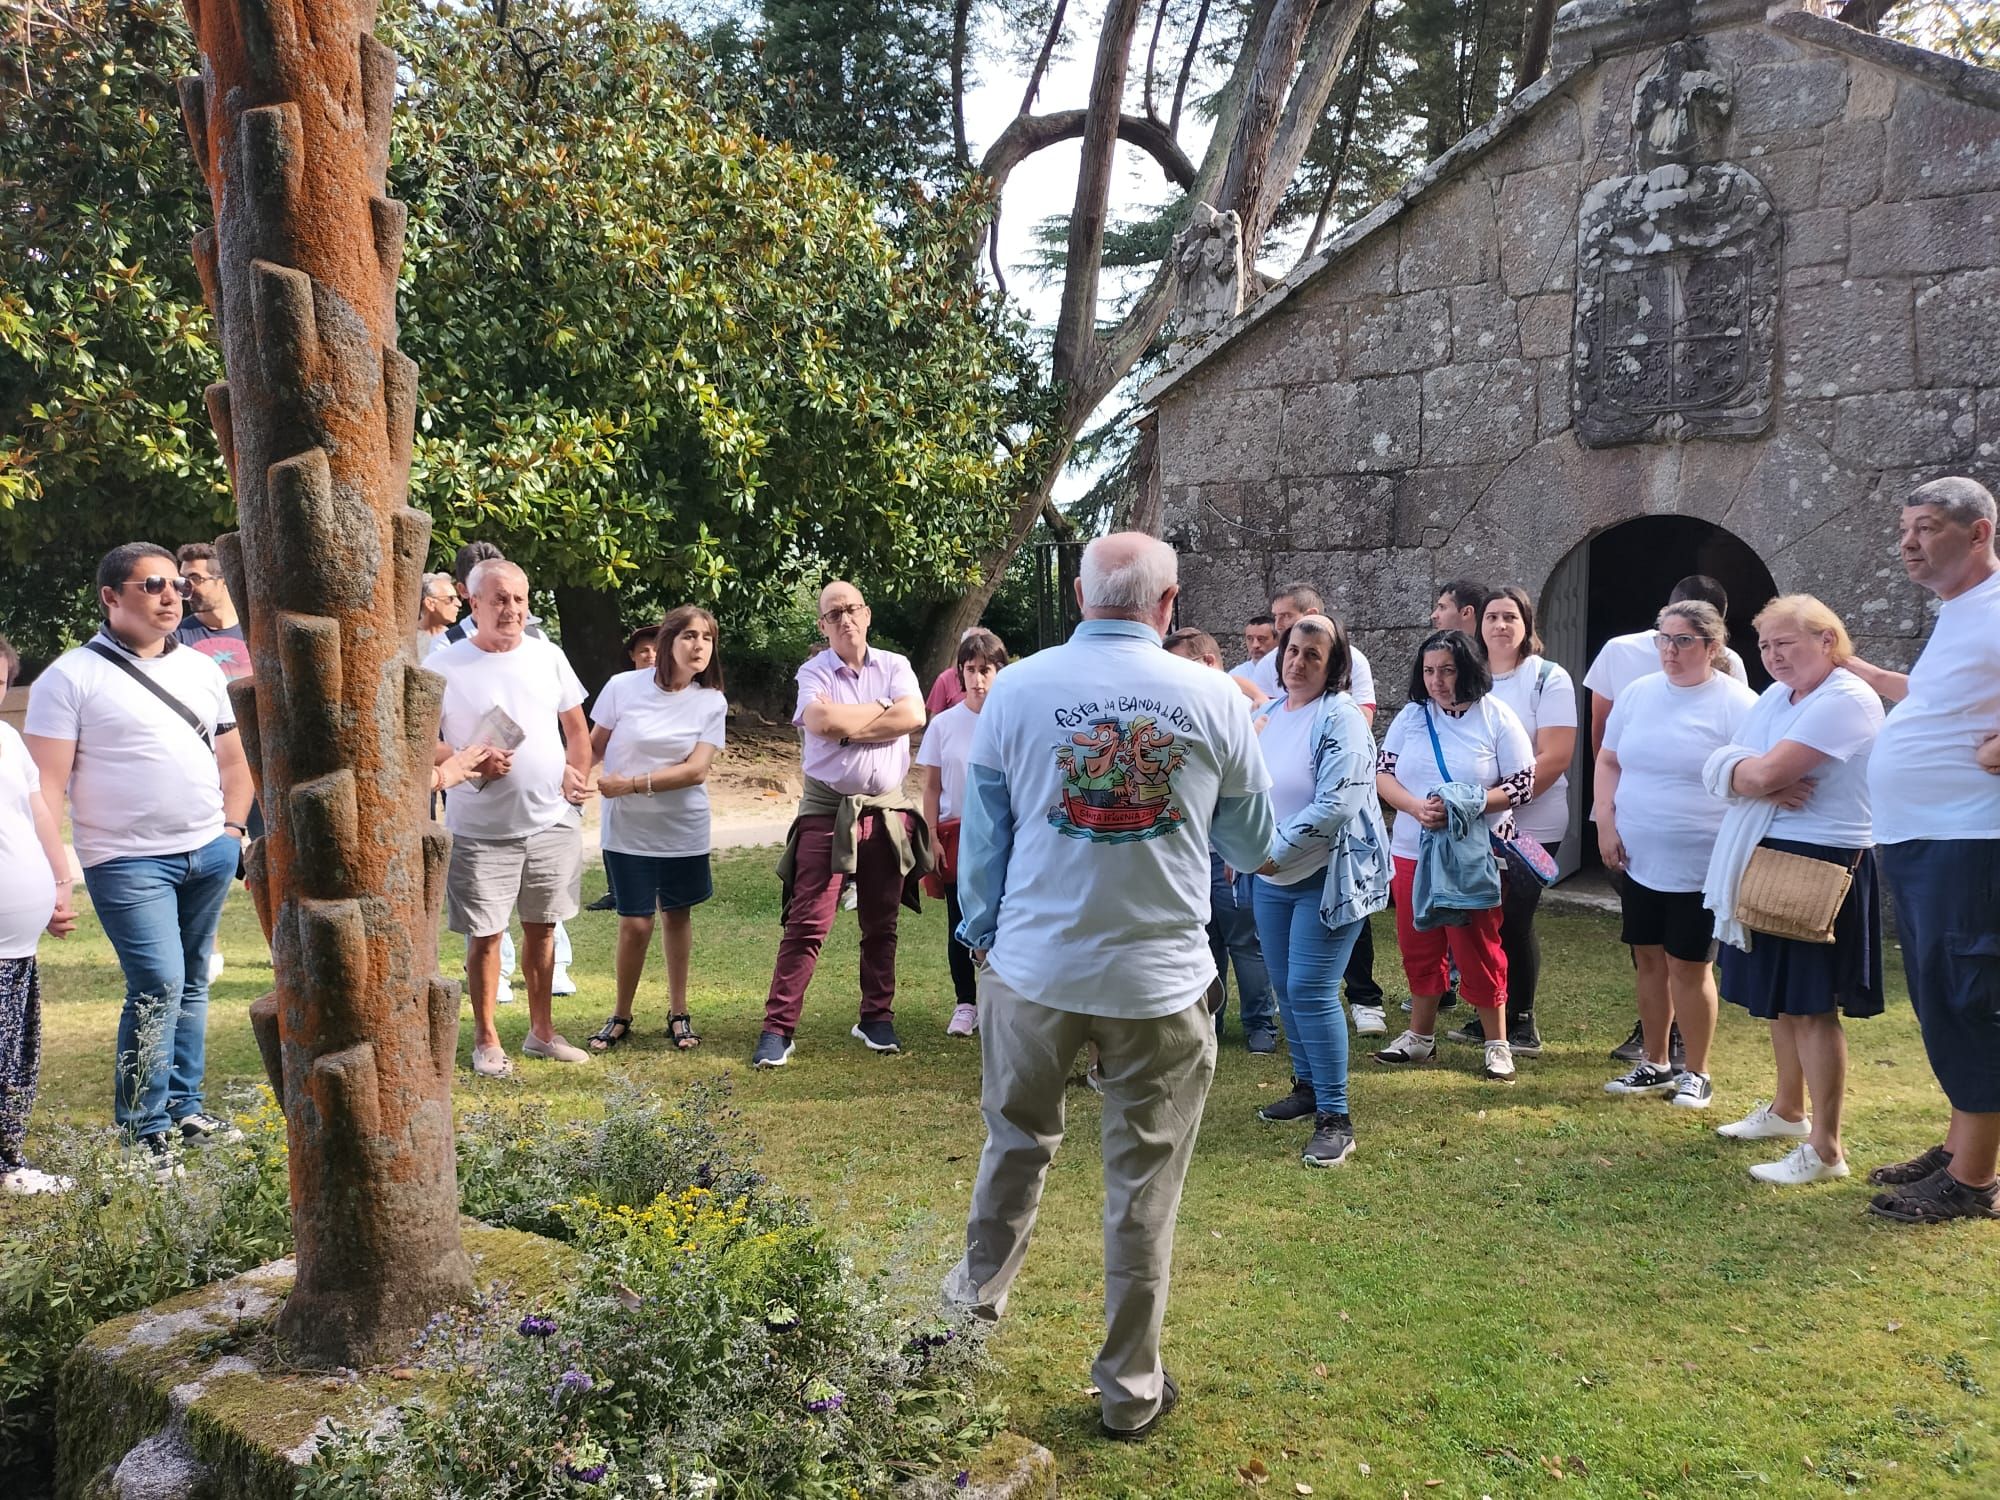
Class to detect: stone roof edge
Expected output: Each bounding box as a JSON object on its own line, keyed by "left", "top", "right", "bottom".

{"left": 1768, "top": 8, "right": 2000, "bottom": 113}
{"left": 1138, "top": 59, "right": 1590, "bottom": 407}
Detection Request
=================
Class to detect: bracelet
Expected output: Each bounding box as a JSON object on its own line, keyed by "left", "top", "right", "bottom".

{"left": 644, "top": 771, "right": 655, "bottom": 795}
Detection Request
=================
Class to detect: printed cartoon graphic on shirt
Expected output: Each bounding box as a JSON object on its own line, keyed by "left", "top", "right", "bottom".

{"left": 1050, "top": 713, "right": 1189, "bottom": 843}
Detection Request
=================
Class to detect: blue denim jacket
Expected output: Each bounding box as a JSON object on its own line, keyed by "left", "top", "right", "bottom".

{"left": 1413, "top": 780, "right": 1501, "bottom": 930}
{"left": 1254, "top": 691, "right": 1391, "bottom": 930}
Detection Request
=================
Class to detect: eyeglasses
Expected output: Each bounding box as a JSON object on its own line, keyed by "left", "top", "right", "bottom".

{"left": 819, "top": 603, "right": 868, "bottom": 624}
{"left": 118, "top": 575, "right": 194, "bottom": 599}
{"left": 1653, "top": 632, "right": 1705, "bottom": 653}
{"left": 181, "top": 570, "right": 221, "bottom": 587}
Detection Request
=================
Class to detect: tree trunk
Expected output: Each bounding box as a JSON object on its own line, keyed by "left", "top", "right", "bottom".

{"left": 180, "top": 0, "right": 472, "bottom": 1367}
{"left": 1519, "top": 0, "right": 1557, "bottom": 89}
{"left": 554, "top": 582, "right": 627, "bottom": 703}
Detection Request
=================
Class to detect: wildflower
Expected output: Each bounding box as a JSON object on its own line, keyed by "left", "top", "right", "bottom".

{"left": 517, "top": 1314, "right": 558, "bottom": 1339}
{"left": 802, "top": 1376, "right": 845, "bottom": 1414}
{"left": 564, "top": 1461, "right": 608, "bottom": 1484}
{"left": 551, "top": 1367, "right": 596, "bottom": 1405}
{"left": 764, "top": 1299, "right": 800, "bottom": 1332}
{"left": 955, "top": 1472, "right": 970, "bottom": 1490}
{"left": 687, "top": 1475, "right": 717, "bottom": 1497}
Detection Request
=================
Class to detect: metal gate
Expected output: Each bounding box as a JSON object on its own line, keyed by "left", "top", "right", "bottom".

{"left": 1032, "top": 539, "right": 1088, "bottom": 651}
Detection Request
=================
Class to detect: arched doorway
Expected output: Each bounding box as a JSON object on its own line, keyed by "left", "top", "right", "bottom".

{"left": 1540, "top": 516, "right": 1779, "bottom": 879}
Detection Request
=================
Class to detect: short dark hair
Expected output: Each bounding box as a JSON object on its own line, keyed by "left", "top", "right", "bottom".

{"left": 1163, "top": 627, "right": 1221, "bottom": 662}
{"left": 1246, "top": 613, "right": 1275, "bottom": 629}
{"left": 1438, "top": 578, "right": 1487, "bottom": 615}
{"left": 1481, "top": 584, "right": 1544, "bottom": 659}
{"left": 176, "top": 542, "right": 218, "bottom": 567}
{"left": 1275, "top": 616, "right": 1352, "bottom": 698}
{"left": 652, "top": 605, "right": 724, "bottom": 692}
{"left": 1406, "top": 629, "right": 1492, "bottom": 706}
{"left": 96, "top": 543, "right": 177, "bottom": 612}
{"left": 1907, "top": 476, "right": 1998, "bottom": 530}
{"left": 955, "top": 628, "right": 1008, "bottom": 686}
{"left": 452, "top": 539, "right": 505, "bottom": 586}
{"left": 623, "top": 626, "right": 659, "bottom": 658}
{"left": 1272, "top": 582, "right": 1324, "bottom": 615}
{"left": 1669, "top": 573, "right": 1728, "bottom": 614}
{"left": 0, "top": 634, "right": 17, "bottom": 692}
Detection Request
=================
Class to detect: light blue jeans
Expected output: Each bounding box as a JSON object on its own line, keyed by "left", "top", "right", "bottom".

{"left": 1253, "top": 868, "right": 1364, "bottom": 1116}
{"left": 84, "top": 834, "right": 239, "bottom": 1140}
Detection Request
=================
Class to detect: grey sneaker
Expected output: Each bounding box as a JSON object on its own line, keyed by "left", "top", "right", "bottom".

{"left": 1244, "top": 1025, "right": 1279, "bottom": 1055}
{"left": 1257, "top": 1080, "right": 1316, "bottom": 1123}
{"left": 1507, "top": 1017, "right": 1543, "bottom": 1057}
{"left": 1301, "top": 1112, "right": 1356, "bottom": 1168}
{"left": 1669, "top": 1071, "right": 1714, "bottom": 1110}
{"left": 751, "top": 1031, "right": 795, "bottom": 1068}
{"left": 852, "top": 1019, "right": 902, "bottom": 1053}
{"left": 1604, "top": 1060, "right": 1680, "bottom": 1096}
{"left": 1446, "top": 1013, "right": 1487, "bottom": 1045}
{"left": 1609, "top": 1019, "right": 1646, "bottom": 1063}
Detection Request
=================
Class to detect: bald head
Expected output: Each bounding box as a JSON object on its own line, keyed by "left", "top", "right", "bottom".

{"left": 1078, "top": 532, "right": 1178, "bottom": 632}
{"left": 816, "top": 578, "right": 872, "bottom": 664}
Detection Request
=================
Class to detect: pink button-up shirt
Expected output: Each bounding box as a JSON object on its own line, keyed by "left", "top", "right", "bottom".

{"left": 794, "top": 645, "right": 923, "bottom": 796}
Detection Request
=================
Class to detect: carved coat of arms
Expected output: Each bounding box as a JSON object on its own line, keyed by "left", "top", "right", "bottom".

{"left": 1573, "top": 39, "right": 1780, "bottom": 446}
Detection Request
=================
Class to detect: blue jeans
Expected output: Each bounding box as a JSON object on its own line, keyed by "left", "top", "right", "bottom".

{"left": 84, "top": 835, "right": 239, "bottom": 1140}
{"left": 1208, "top": 856, "right": 1274, "bottom": 1035}
{"left": 1253, "top": 869, "right": 1364, "bottom": 1116}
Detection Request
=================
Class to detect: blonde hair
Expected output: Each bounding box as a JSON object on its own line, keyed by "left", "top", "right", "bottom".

{"left": 1753, "top": 593, "right": 1853, "bottom": 663}
{"left": 1657, "top": 598, "right": 1727, "bottom": 654}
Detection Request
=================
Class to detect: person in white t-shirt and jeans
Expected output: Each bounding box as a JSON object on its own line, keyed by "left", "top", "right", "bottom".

{"left": 945, "top": 533, "right": 1273, "bottom": 1441}
{"left": 25, "top": 543, "right": 255, "bottom": 1172}
{"left": 429, "top": 559, "right": 593, "bottom": 1077}
{"left": 916, "top": 628, "right": 1007, "bottom": 1040}
{"left": 1842, "top": 477, "right": 2000, "bottom": 1224}
{"left": 584, "top": 606, "right": 728, "bottom": 1053}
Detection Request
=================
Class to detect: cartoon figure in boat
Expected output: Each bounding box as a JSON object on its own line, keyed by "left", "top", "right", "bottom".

{"left": 1124, "top": 716, "right": 1185, "bottom": 806}
{"left": 1049, "top": 713, "right": 1187, "bottom": 843}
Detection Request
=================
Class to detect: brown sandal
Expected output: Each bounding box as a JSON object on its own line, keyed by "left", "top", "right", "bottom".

{"left": 668, "top": 1014, "right": 701, "bottom": 1050}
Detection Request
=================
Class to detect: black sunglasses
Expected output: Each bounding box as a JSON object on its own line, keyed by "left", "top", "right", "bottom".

{"left": 117, "top": 574, "right": 194, "bottom": 599}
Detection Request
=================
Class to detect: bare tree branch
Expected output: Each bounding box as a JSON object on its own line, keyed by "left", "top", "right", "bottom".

{"left": 1169, "top": 0, "right": 1212, "bottom": 134}
{"left": 1264, "top": 0, "right": 1373, "bottom": 240}
{"left": 1835, "top": 0, "right": 1901, "bottom": 29}
{"left": 1300, "top": 0, "right": 1375, "bottom": 261}
{"left": 1020, "top": 0, "right": 1070, "bottom": 114}
{"left": 1143, "top": 0, "right": 1168, "bottom": 119}
{"left": 951, "top": 0, "right": 973, "bottom": 170}
{"left": 981, "top": 107, "right": 1199, "bottom": 193}
{"left": 1042, "top": 495, "right": 1078, "bottom": 540}
{"left": 1518, "top": 0, "right": 1558, "bottom": 87}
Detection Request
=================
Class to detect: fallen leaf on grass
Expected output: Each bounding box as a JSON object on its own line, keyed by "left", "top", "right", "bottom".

{"left": 1542, "top": 1455, "right": 1566, "bottom": 1479}
{"left": 1083, "top": 1385, "right": 1099, "bottom": 1397}
{"left": 1886, "top": 1320, "right": 1902, "bottom": 1332}
{"left": 1294, "top": 1485, "right": 1313, "bottom": 1495}
{"left": 1237, "top": 1457, "right": 1270, "bottom": 1487}
{"left": 1339, "top": 1310, "right": 1352, "bottom": 1322}
{"left": 1357, "top": 1462, "right": 1371, "bottom": 1476}
{"left": 1313, "top": 1363, "right": 1329, "bottom": 1378}
{"left": 1592, "top": 1156, "right": 1615, "bottom": 1168}
{"left": 1728, "top": 1324, "right": 1750, "bottom": 1335}
{"left": 1425, "top": 1480, "right": 1445, "bottom": 1489}
{"left": 388, "top": 1366, "right": 417, "bottom": 1381}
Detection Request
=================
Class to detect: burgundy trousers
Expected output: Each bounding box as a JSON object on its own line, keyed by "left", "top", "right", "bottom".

{"left": 763, "top": 812, "right": 908, "bottom": 1036}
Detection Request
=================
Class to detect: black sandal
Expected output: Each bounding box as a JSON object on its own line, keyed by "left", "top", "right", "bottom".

{"left": 589, "top": 1015, "right": 634, "bottom": 1052}
{"left": 668, "top": 1014, "right": 701, "bottom": 1050}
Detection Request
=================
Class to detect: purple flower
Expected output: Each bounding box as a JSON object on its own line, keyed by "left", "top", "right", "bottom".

{"left": 955, "top": 1471, "right": 970, "bottom": 1489}
{"left": 565, "top": 1461, "right": 608, "bottom": 1484}
{"left": 517, "top": 1314, "right": 558, "bottom": 1339}
{"left": 551, "top": 1368, "right": 595, "bottom": 1405}
{"left": 806, "top": 1391, "right": 844, "bottom": 1413}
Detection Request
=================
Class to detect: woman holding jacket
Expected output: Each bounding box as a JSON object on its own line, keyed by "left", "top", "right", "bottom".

{"left": 1248, "top": 615, "right": 1390, "bottom": 1166}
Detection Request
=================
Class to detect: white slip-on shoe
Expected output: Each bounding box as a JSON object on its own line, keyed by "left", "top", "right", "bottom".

{"left": 1, "top": 1165, "right": 74, "bottom": 1195}
{"left": 471, "top": 1043, "right": 513, "bottom": 1078}
{"left": 522, "top": 1031, "right": 591, "bottom": 1063}
{"left": 1716, "top": 1100, "right": 1811, "bottom": 1141}
{"left": 1749, "top": 1142, "right": 1850, "bottom": 1185}
{"left": 550, "top": 965, "right": 578, "bottom": 997}
{"left": 1351, "top": 1004, "right": 1388, "bottom": 1036}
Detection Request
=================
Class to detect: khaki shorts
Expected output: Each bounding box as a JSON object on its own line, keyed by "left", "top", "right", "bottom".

{"left": 445, "top": 825, "right": 583, "bottom": 936}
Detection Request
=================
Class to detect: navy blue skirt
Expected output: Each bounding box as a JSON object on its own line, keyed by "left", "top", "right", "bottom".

{"left": 600, "top": 850, "right": 713, "bottom": 917}
{"left": 1719, "top": 838, "right": 1883, "bottom": 1020}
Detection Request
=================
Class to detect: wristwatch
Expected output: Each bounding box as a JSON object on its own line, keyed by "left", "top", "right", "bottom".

{"left": 224, "top": 821, "right": 248, "bottom": 837}
{"left": 878, "top": 696, "right": 894, "bottom": 710}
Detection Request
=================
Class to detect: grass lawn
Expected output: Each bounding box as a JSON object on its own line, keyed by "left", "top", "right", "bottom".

{"left": 28, "top": 850, "right": 1999, "bottom": 1499}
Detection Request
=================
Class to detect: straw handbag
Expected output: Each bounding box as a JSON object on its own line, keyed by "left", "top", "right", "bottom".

{"left": 1734, "top": 846, "right": 1856, "bottom": 944}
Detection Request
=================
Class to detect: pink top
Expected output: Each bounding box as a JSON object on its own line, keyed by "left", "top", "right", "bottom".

{"left": 794, "top": 645, "right": 923, "bottom": 795}
{"left": 926, "top": 666, "right": 965, "bottom": 716}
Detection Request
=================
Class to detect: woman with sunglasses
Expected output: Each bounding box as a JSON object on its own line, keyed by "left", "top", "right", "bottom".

{"left": 1596, "top": 601, "right": 1758, "bottom": 1110}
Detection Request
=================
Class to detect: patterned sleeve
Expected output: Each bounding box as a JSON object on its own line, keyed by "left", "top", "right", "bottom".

{"left": 1491, "top": 700, "right": 1536, "bottom": 807}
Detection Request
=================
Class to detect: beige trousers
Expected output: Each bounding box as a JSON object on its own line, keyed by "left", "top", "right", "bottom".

{"left": 944, "top": 967, "right": 1217, "bottom": 1432}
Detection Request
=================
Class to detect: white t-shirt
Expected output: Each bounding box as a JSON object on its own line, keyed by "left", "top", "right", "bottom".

{"left": 1486, "top": 655, "right": 1579, "bottom": 846}
{"left": 430, "top": 635, "right": 587, "bottom": 840}
{"left": 1248, "top": 642, "right": 1376, "bottom": 708}
{"left": 1252, "top": 694, "right": 1331, "bottom": 885}
{"left": 0, "top": 724, "right": 57, "bottom": 959}
{"left": 590, "top": 672, "right": 727, "bottom": 858}
{"left": 1584, "top": 630, "right": 1748, "bottom": 700}
{"left": 1870, "top": 571, "right": 2000, "bottom": 844}
{"left": 914, "top": 701, "right": 980, "bottom": 823}
{"left": 1603, "top": 671, "right": 1759, "bottom": 891}
{"left": 24, "top": 632, "right": 234, "bottom": 868}
{"left": 1739, "top": 669, "right": 1883, "bottom": 849}
{"left": 1378, "top": 697, "right": 1534, "bottom": 860}
{"left": 970, "top": 621, "right": 1270, "bottom": 1018}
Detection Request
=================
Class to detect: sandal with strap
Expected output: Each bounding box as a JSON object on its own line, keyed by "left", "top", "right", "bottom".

{"left": 588, "top": 1015, "right": 634, "bottom": 1052}
{"left": 668, "top": 1014, "right": 701, "bottom": 1051}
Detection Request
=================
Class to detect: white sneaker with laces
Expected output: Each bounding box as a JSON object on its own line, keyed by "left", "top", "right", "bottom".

{"left": 1483, "top": 1039, "right": 1516, "bottom": 1082}
{"left": 1374, "top": 1029, "right": 1435, "bottom": 1065}
{"left": 1604, "top": 1061, "right": 1679, "bottom": 1096}
{"left": 522, "top": 1031, "right": 591, "bottom": 1063}
{"left": 207, "top": 948, "right": 225, "bottom": 982}
{"left": 1, "top": 1165, "right": 74, "bottom": 1195}
{"left": 1716, "top": 1100, "right": 1811, "bottom": 1141}
{"left": 946, "top": 1003, "right": 979, "bottom": 1037}
{"left": 550, "top": 966, "right": 577, "bottom": 997}
{"left": 1669, "top": 1070, "right": 1714, "bottom": 1109}
{"left": 1749, "top": 1142, "right": 1850, "bottom": 1185}
{"left": 1351, "top": 1005, "right": 1388, "bottom": 1036}
{"left": 471, "top": 1043, "right": 513, "bottom": 1078}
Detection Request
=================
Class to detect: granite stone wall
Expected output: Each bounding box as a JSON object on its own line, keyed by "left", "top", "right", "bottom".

{"left": 1151, "top": 3, "right": 2000, "bottom": 697}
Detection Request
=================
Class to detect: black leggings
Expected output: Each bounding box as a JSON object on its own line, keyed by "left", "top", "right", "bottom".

{"left": 1498, "top": 841, "right": 1560, "bottom": 1020}
{"left": 942, "top": 883, "right": 977, "bottom": 1006}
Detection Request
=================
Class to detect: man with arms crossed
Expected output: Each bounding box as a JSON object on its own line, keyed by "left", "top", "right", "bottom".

{"left": 947, "top": 534, "right": 1274, "bottom": 1439}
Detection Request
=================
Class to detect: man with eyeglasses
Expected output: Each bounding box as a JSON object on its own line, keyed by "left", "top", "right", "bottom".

{"left": 173, "top": 544, "right": 250, "bottom": 681}
{"left": 752, "top": 580, "right": 929, "bottom": 1068}
{"left": 24, "top": 543, "right": 254, "bottom": 1175}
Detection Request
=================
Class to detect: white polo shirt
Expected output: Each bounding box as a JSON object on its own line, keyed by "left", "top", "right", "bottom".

{"left": 430, "top": 634, "right": 587, "bottom": 840}
{"left": 969, "top": 619, "right": 1270, "bottom": 1018}
{"left": 25, "top": 631, "right": 233, "bottom": 868}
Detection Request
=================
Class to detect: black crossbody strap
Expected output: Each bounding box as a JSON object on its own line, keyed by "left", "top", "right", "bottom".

{"left": 85, "top": 640, "right": 213, "bottom": 750}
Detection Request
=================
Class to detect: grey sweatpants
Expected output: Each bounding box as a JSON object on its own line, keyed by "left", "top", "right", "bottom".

{"left": 944, "top": 968, "right": 1217, "bottom": 1432}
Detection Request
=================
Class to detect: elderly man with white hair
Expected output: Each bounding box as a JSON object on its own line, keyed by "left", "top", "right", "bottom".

{"left": 428, "top": 557, "right": 593, "bottom": 1076}
{"left": 945, "top": 531, "right": 1274, "bottom": 1441}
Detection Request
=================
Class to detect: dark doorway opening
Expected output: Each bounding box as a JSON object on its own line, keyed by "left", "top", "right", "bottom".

{"left": 1540, "top": 515, "right": 1779, "bottom": 879}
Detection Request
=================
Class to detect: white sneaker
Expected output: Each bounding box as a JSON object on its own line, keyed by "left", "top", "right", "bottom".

{"left": 1749, "top": 1142, "right": 1850, "bottom": 1185}
{"left": 495, "top": 979, "right": 516, "bottom": 1005}
{"left": 946, "top": 1003, "right": 979, "bottom": 1037}
{"left": 1716, "top": 1100, "right": 1811, "bottom": 1141}
{"left": 1483, "top": 1039, "right": 1517, "bottom": 1083}
{"left": 550, "top": 966, "right": 577, "bottom": 997}
{"left": 471, "top": 1043, "right": 513, "bottom": 1078}
{"left": 1351, "top": 1005, "right": 1388, "bottom": 1036}
{"left": 207, "top": 949, "right": 225, "bottom": 982}
{"left": 522, "top": 1031, "right": 591, "bottom": 1063}
{"left": 841, "top": 883, "right": 859, "bottom": 912}
{"left": 1374, "top": 1029, "right": 1435, "bottom": 1065}
{"left": 1, "top": 1165, "right": 74, "bottom": 1195}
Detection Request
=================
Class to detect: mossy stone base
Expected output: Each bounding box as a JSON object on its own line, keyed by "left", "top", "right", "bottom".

{"left": 55, "top": 1224, "right": 573, "bottom": 1500}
